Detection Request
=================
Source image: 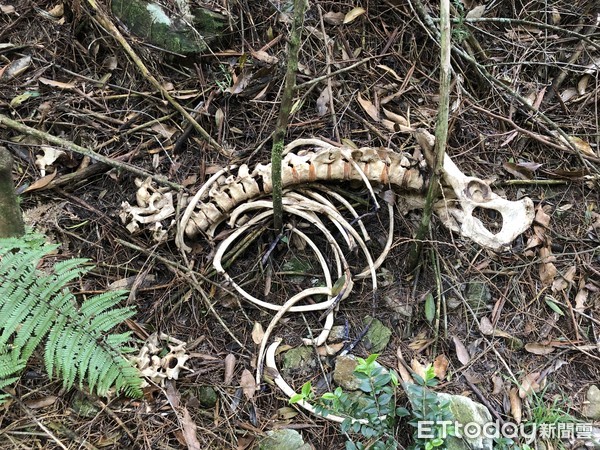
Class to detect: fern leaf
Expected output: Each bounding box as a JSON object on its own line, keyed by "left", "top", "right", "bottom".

{"left": 0, "top": 233, "right": 144, "bottom": 400}
{"left": 80, "top": 289, "right": 129, "bottom": 317}
{"left": 0, "top": 351, "right": 26, "bottom": 402}
{"left": 43, "top": 314, "right": 67, "bottom": 384}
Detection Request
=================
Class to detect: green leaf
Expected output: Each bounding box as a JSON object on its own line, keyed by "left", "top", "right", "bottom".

{"left": 331, "top": 275, "right": 347, "bottom": 296}
{"left": 544, "top": 296, "right": 565, "bottom": 316}
{"left": 365, "top": 353, "right": 379, "bottom": 365}
{"left": 0, "top": 232, "right": 142, "bottom": 402}
{"left": 424, "top": 292, "right": 435, "bottom": 323}
{"left": 289, "top": 393, "right": 304, "bottom": 404}
{"left": 396, "top": 406, "right": 410, "bottom": 417}
{"left": 301, "top": 381, "right": 312, "bottom": 398}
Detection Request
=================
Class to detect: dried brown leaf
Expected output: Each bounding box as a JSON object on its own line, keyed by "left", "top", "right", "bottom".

{"left": 23, "top": 171, "right": 57, "bottom": 193}
{"left": 181, "top": 407, "right": 201, "bottom": 450}
{"left": 382, "top": 108, "right": 409, "bottom": 126}
{"left": 237, "top": 436, "right": 255, "bottom": 450}
{"left": 574, "top": 286, "right": 588, "bottom": 311}
{"left": 323, "top": 11, "right": 345, "bottom": 25}
{"left": 165, "top": 382, "right": 180, "bottom": 408}
{"left": 568, "top": 136, "right": 596, "bottom": 157}
{"left": 396, "top": 348, "right": 413, "bottom": 384}
{"left": 151, "top": 123, "right": 177, "bottom": 140}
{"left": 411, "top": 359, "right": 427, "bottom": 380}
{"left": 466, "top": 5, "right": 486, "bottom": 19}
{"left": 278, "top": 406, "right": 299, "bottom": 420}
{"left": 343, "top": 6, "right": 366, "bottom": 24}
{"left": 376, "top": 64, "right": 403, "bottom": 81}
{"left": 240, "top": 369, "right": 257, "bottom": 400}
{"left": 502, "top": 162, "right": 533, "bottom": 180}
{"left": 509, "top": 387, "right": 522, "bottom": 424}
{"left": 543, "top": 168, "right": 587, "bottom": 179}
{"left": 452, "top": 336, "right": 471, "bottom": 365}
{"left": 560, "top": 88, "right": 578, "bottom": 102}
{"left": 578, "top": 74, "right": 591, "bottom": 95}
{"left": 251, "top": 50, "right": 278, "bottom": 65}
{"left": 251, "top": 322, "right": 264, "bottom": 345}
{"left": 539, "top": 246, "right": 558, "bottom": 286}
{"left": 534, "top": 205, "right": 552, "bottom": 228}
{"left": 0, "top": 55, "right": 31, "bottom": 81}
{"left": 433, "top": 354, "right": 449, "bottom": 380}
{"left": 228, "top": 71, "right": 251, "bottom": 95}
{"left": 215, "top": 108, "right": 225, "bottom": 128}
{"left": 552, "top": 265, "right": 576, "bottom": 292}
{"left": 24, "top": 396, "right": 57, "bottom": 409}
{"left": 357, "top": 92, "right": 379, "bottom": 122}
{"left": 39, "top": 76, "right": 76, "bottom": 90}
{"left": 382, "top": 108, "right": 413, "bottom": 132}
{"left": 316, "top": 342, "right": 344, "bottom": 356}
{"left": 47, "top": 3, "right": 64, "bottom": 17}
{"left": 224, "top": 354, "right": 236, "bottom": 385}
{"left": 519, "top": 372, "right": 541, "bottom": 398}
{"left": 407, "top": 335, "right": 433, "bottom": 352}
{"left": 381, "top": 119, "right": 396, "bottom": 132}
{"left": 524, "top": 343, "right": 555, "bottom": 355}
{"left": 479, "top": 317, "right": 494, "bottom": 335}
{"left": 491, "top": 376, "right": 504, "bottom": 395}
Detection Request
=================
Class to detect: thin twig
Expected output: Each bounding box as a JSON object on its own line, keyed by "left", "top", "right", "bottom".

{"left": 0, "top": 113, "right": 182, "bottom": 191}
{"left": 84, "top": 0, "right": 224, "bottom": 155}
{"left": 409, "top": 0, "right": 591, "bottom": 167}
{"left": 295, "top": 55, "right": 384, "bottom": 91}
{"left": 115, "top": 238, "right": 244, "bottom": 348}
{"left": 318, "top": 5, "right": 340, "bottom": 142}
{"left": 462, "top": 17, "right": 600, "bottom": 53}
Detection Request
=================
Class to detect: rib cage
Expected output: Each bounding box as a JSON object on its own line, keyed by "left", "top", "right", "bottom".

{"left": 185, "top": 144, "right": 426, "bottom": 238}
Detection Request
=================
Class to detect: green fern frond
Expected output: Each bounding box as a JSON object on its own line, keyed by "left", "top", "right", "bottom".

{"left": 0, "top": 233, "right": 143, "bottom": 400}
{"left": 0, "top": 351, "right": 26, "bottom": 403}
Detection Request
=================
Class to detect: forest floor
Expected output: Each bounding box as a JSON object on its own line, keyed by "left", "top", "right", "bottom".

{"left": 1, "top": 0, "right": 599, "bottom": 449}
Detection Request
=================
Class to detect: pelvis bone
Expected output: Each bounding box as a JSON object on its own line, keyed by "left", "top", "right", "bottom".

{"left": 435, "top": 154, "right": 534, "bottom": 249}
{"left": 180, "top": 134, "right": 533, "bottom": 249}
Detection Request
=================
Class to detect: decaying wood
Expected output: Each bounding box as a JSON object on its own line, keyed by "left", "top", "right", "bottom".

{"left": 0, "top": 147, "right": 25, "bottom": 238}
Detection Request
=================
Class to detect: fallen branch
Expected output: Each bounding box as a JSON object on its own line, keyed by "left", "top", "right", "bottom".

{"left": 0, "top": 113, "right": 182, "bottom": 191}
{"left": 84, "top": 0, "right": 225, "bottom": 155}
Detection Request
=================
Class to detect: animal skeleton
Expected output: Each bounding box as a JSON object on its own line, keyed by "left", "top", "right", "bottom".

{"left": 121, "top": 131, "right": 534, "bottom": 422}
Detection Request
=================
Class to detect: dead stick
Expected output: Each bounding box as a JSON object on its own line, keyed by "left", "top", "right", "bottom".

{"left": 0, "top": 113, "right": 182, "bottom": 191}
{"left": 85, "top": 0, "right": 224, "bottom": 155}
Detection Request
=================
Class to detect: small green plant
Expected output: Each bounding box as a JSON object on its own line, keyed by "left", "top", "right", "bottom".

{"left": 399, "top": 365, "right": 454, "bottom": 450}
{"left": 0, "top": 232, "right": 143, "bottom": 402}
{"left": 451, "top": 0, "right": 471, "bottom": 43}
{"left": 291, "top": 354, "right": 403, "bottom": 450}
{"left": 215, "top": 64, "right": 233, "bottom": 93}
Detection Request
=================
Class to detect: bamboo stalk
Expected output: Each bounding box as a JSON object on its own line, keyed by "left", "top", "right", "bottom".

{"left": 407, "top": 0, "right": 451, "bottom": 272}
{"left": 271, "top": 0, "right": 308, "bottom": 230}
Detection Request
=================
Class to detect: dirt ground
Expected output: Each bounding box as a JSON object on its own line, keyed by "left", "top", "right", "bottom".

{"left": 1, "top": 0, "right": 599, "bottom": 448}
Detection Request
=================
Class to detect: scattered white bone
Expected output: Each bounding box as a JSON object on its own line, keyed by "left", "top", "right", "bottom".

{"left": 35, "top": 146, "right": 64, "bottom": 176}
{"left": 122, "top": 136, "right": 536, "bottom": 424}
{"left": 120, "top": 177, "right": 175, "bottom": 240}
{"left": 265, "top": 339, "right": 387, "bottom": 424}
{"left": 435, "top": 153, "right": 534, "bottom": 249}
{"left": 130, "top": 333, "right": 191, "bottom": 386}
